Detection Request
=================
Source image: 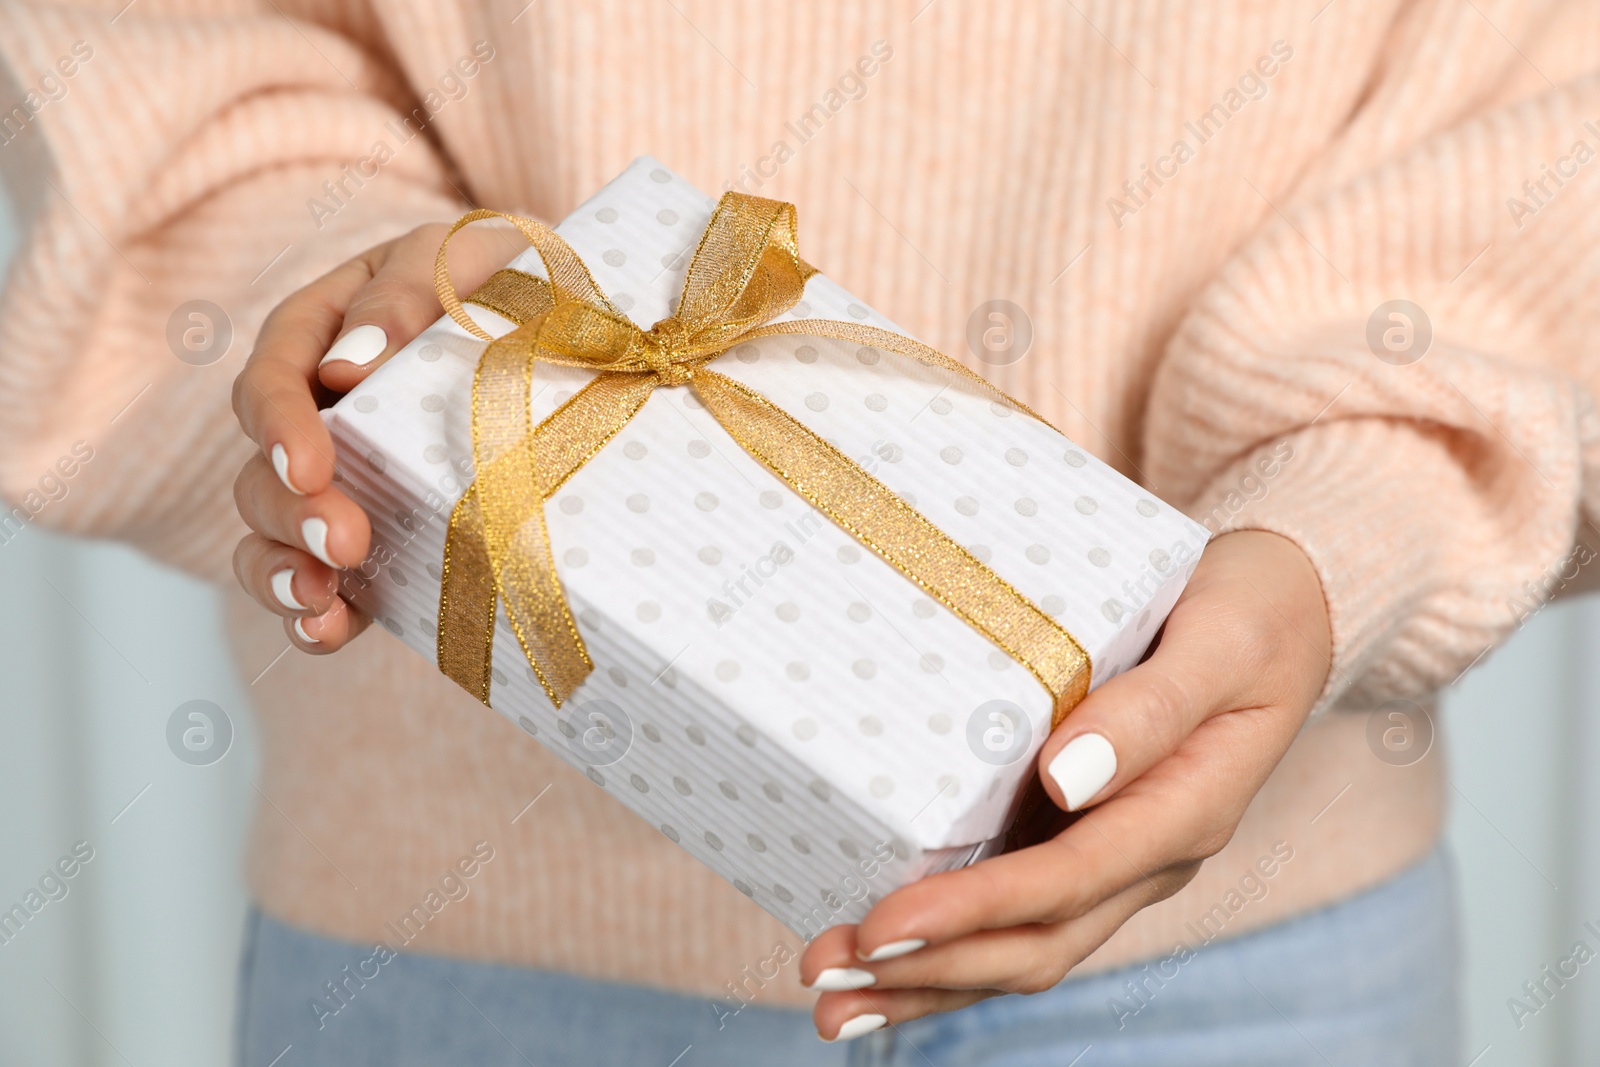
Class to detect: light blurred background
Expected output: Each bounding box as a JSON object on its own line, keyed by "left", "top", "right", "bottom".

{"left": 3, "top": 183, "right": 1599, "bottom": 1067}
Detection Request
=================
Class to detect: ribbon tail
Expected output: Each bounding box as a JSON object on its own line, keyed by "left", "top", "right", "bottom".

{"left": 526, "top": 372, "right": 661, "bottom": 498}
{"left": 440, "top": 363, "right": 660, "bottom": 708}
{"left": 438, "top": 487, "right": 498, "bottom": 704}
{"left": 691, "top": 368, "right": 1090, "bottom": 724}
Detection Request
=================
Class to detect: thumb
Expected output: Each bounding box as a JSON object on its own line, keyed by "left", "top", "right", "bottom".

{"left": 1033, "top": 529, "right": 1330, "bottom": 813}
{"left": 317, "top": 220, "right": 518, "bottom": 392}
{"left": 1033, "top": 574, "right": 1269, "bottom": 813}
{"left": 1030, "top": 617, "right": 1228, "bottom": 809}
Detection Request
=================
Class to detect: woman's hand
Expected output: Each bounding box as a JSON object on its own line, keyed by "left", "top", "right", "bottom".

{"left": 799, "top": 529, "right": 1331, "bottom": 1041}
{"left": 229, "top": 222, "right": 513, "bottom": 650}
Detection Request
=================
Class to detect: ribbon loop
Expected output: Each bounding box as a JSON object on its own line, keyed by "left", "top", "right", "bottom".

{"left": 438, "top": 191, "right": 1091, "bottom": 723}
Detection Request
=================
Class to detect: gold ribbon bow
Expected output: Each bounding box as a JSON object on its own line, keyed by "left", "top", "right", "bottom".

{"left": 433, "top": 192, "right": 1090, "bottom": 725}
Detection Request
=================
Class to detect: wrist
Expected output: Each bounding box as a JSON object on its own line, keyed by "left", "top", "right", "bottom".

{"left": 1201, "top": 529, "right": 1332, "bottom": 711}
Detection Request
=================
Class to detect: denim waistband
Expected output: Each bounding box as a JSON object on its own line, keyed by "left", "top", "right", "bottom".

{"left": 236, "top": 847, "right": 1458, "bottom": 1067}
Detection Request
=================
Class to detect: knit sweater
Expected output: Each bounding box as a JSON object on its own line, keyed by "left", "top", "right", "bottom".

{"left": 2, "top": 0, "right": 1597, "bottom": 1008}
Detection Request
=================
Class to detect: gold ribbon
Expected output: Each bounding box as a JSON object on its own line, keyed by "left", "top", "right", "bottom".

{"left": 433, "top": 192, "right": 1090, "bottom": 726}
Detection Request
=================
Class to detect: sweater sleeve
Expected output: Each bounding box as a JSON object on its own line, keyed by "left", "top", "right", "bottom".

{"left": 0, "top": 0, "right": 463, "bottom": 582}
{"left": 1143, "top": 0, "right": 1600, "bottom": 712}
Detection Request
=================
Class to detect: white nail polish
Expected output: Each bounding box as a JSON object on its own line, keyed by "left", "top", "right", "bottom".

{"left": 293, "top": 617, "right": 320, "bottom": 644}
{"left": 301, "top": 517, "right": 336, "bottom": 568}
{"left": 1047, "top": 732, "right": 1118, "bottom": 811}
{"left": 858, "top": 939, "right": 925, "bottom": 963}
{"left": 270, "top": 443, "right": 304, "bottom": 495}
{"left": 319, "top": 323, "right": 388, "bottom": 367}
{"left": 809, "top": 968, "right": 877, "bottom": 992}
{"left": 270, "top": 569, "right": 308, "bottom": 611}
{"left": 827, "top": 1014, "right": 887, "bottom": 1042}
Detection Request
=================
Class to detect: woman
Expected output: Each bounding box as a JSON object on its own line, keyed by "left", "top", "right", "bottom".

{"left": 2, "top": 1, "right": 1595, "bottom": 1062}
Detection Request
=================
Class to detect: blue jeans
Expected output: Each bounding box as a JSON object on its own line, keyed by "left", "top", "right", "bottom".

{"left": 237, "top": 848, "right": 1459, "bottom": 1066}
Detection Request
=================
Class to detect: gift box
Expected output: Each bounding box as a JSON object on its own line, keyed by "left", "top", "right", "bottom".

{"left": 325, "top": 156, "right": 1210, "bottom": 938}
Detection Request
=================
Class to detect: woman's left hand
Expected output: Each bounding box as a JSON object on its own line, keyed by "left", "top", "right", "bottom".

{"left": 799, "top": 529, "right": 1332, "bottom": 1041}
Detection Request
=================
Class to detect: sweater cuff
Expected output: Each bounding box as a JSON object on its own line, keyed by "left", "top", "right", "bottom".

{"left": 1186, "top": 417, "right": 1515, "bottom": 715}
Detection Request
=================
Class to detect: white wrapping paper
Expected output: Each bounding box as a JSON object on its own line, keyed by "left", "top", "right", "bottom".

{"left": 325, "top": 157, "right": 1210, "bottom": 936}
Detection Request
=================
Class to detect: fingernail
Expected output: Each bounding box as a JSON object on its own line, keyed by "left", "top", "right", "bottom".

{"left": 301, "top": 517, "right": 337, "bottom": 568}
{"left": 858, "top": 939, "right": 925, "bottom": 963}
{"left": 293, "top": 617, "right": 320, "bottom": 644}
{"left": 270, "top": 443, "right": 303, "bottom": 495}
{"left": 270, "top": 569, "right": 308, "bottom": 611}
{"left": 319, "top": 323, "right": 388, "bottom": 367}
{"left": 1047, "top": 732, "right": 1118, "bottom": 811}
{"left": 825, "top": 1014, "right": 887, "bottom": 1042}
{"left": 808, "top": 968, "right": 877, "bottom": 992}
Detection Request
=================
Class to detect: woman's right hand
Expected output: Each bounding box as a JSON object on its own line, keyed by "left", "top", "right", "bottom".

{"left": 229, "top": 221, "right": 513, "bottom": 651}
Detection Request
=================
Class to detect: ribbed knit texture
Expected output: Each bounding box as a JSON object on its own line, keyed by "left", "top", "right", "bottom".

{"left": 2, "top": 0, "right": 1598, "bottom": 1005}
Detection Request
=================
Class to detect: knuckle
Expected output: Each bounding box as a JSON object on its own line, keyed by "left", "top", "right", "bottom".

{"left": 233, "top": 455, "right": 284, "bottom": 532}
{"left": 406, "top": 221, "right": 450, "bottom": 246}
{"left": 232, "top": 460, "right": 252, "bottom": 514}
{"left": 1165, "top": 861, "right": 1204, "bottom": 895}
{"left": 1036, "top": 898, "right": 1081, "bottom": 926}
{"left": 1226, "top": 600, "right": 1284, "bottom": 670}
{"left": 1132, "top": 865, "right": 1199, "bottom": 912}
{"left": 1136, "top": 671, "right": 1198, "bottom": 749}
{"left": 258, "top": 382, "right": 307, "bottom": 421}
{"left": 231, "top": 538, "right": 251, "bottom": 588}
{"left": 350, "top": 274, "right": 421, "bottom": 313}
{"left": 230, "top": 369, "right": 247, "bottom": 424}
{"left": 348, "top": 277, "right": 435, "bottom": 332}
{"left": 1188, "top": 822, "right": 1236, "bottom": 863}
{"left": 1011, "top": 960, "right": 1067, "bottom": 996}
{"left": 229, "top": 362, "right": 276, "bottom": 432}
{"left": 254, "top": 300, "right": 286, "bottom": 342}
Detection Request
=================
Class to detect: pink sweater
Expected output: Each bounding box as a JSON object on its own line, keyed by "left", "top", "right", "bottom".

{"left": 3, "top": 0, "right": 1598, "bottom": 1006}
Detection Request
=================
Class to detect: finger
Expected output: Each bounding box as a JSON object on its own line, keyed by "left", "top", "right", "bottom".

{"left": 799, "top": 925, "right": 876, "bottom": 991}
{"left": 233, "top": 255, "right": 379, "bottom": 497}
{"left": 232, "top": 533, "right": 340, "bottom": 618}
{"left": 810, "top": 878, "right": 1176, "bottom": 1037}
{"left": 316, "top": 221, "right": 515, "bottom": 393}
{"left": 1035, "top": 570, "right": 1274, "bottom": 813}
{"left": 233, "top": 452, "right": 371, "bottom": 568}
{"left": 806, "top": 870, "right": 1189, "bottom": 996}
{"left": 851, "top": 706, "right": 1293, "bottom": 957}
{"left": 813, "top": 987, "right": 993, "bottom": 1042}
{"left": 1030, "top": 534, "right": 1318, "bottom": 819}
{"left": 285, "top": 594, "right": 371, "bottom": 653}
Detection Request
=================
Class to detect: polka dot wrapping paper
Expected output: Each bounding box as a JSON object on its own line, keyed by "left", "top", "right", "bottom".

{"left": 325, "top": 157, "right": 1211, "bottom": 937}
